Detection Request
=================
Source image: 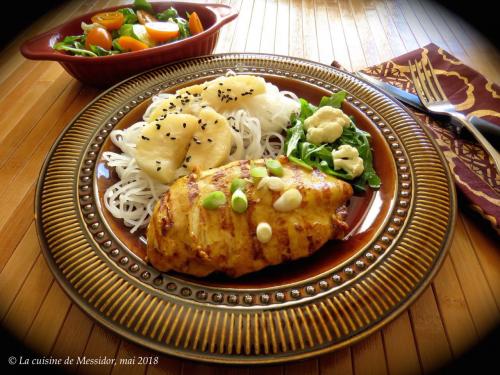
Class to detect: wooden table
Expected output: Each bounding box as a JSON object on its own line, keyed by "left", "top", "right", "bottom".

{"left": 1, "top": 1, "right": 499, "bottom": 374}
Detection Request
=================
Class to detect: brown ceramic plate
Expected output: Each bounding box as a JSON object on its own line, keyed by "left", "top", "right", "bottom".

{"left": 35, "top": 54, "right": 456, "bottom": 364}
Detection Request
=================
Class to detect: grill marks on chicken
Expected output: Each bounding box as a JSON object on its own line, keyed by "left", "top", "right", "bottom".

{"left": 147, "top": 157, "right": 353, "bottom": 277}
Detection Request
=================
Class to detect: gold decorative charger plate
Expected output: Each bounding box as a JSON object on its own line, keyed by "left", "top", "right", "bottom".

{"left": 35, "top": 54, "right": 456, "bottom": 364}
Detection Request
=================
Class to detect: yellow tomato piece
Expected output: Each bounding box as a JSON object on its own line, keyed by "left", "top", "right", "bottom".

{"left": 188, "top": 12, "right": 204, "bottom": 35}
{"left": 117, "top": 36, "right": 149, "bottom": 51}
{"left": 91, "top": 11, "right": 125, "bottom": 31}
{"left": 145, "top": 21, "right": 179, "bottom": 42}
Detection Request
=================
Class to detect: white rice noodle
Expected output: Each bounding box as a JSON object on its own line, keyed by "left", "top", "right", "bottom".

{"left": 143, "top": 93, "right": 172, "bottom": 121}
{"left": 108, "top": 121, "right": 147, "bottom": 157}
{"left": 240, "top": 83, "right": 300, "bottom": 133}
{"left": 103, "top": 125, "right": 168, "bottom": 233}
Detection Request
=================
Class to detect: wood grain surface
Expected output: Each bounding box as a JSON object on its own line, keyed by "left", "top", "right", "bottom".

{"left": 0, "top": 1, "right": 499, "bottom": 374}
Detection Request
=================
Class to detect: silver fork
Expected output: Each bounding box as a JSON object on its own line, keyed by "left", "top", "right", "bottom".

{"left": 408, "top": 58, "right": 500, "bottom": 173}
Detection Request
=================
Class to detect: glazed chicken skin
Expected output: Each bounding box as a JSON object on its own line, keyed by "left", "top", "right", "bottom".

{"left": 147, "top": 156, "right": 353, "bottom": 277}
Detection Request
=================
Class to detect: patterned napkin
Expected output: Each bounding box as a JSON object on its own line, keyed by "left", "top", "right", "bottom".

{"left": 354, "top": 43, "right": 500, "bottom": 233}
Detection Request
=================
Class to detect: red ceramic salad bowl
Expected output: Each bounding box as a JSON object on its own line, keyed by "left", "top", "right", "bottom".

{"left": 20, "top": 2, "right": 238, "bottom": 87}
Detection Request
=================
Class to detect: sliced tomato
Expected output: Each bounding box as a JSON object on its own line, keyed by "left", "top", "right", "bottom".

{"left": 85, "top": 27, "right": 112, "bottom": 50}
{"left": 91, "top": 11, "right": 125, "bottom": 30}
{"left": 188, "top": 12, "right": 204, "bottom": 35}
{"left": 144, "top": 22, "right": 179, "bottom": 42}
{"left": 117, "top": 36, "right": 149, "bottom": 52}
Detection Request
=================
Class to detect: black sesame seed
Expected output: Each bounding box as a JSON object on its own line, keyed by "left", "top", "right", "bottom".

{"left": 183, "top": 123, "right": 186, "bottom": 128}
{"left": 141, "top": 136, "right": 150, "bottom": 141}
{"left": 170, "top": 137, "right": 176, "bottom": 140}
{"left": 156, "top": 124, "right": 161, "bottom": 130}
{"left": 186, "top": 155, "right": 191, "bottom": 162}
{"left": 182, "top": 164, "right": 187, "bottom": 168}
{"left": 219, "top": 82, "right": 223, "bottom": 86}
{"left": 208, "top": 138, "right": 213, "bottom": 142}
{"left": 157, "top": 167, "right": 161, "bottom": 171}
{"left": 201, "top": 105, "right": 207, "bottom": 108}
{"left": 198, "top": 119, "right": 202, "bottom": 124}
{"left": 166, "top": 132, "right": 171, "bottom": 136}
{"left": 214, "top": 120, "right": 218, "bottom": 124}
{"left": 156, "top": 161, "right": 161, "bottom": 164}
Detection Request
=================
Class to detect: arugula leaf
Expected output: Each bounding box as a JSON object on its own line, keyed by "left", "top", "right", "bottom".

{"left": 89, "top": 45, "right": 117, "bottom": 56}
{"left": 288, "top": 155, "right": 313, "bottom": 170}
{"left": 174, "top": 17, "right": 191, "bottom": 38}
{"left": 118, "top": 8, "right": 138, "bottom": 24}
{"left": 319, "top": 91, "right": 347, "bottom": 108}
{"left": 297, "top": 98, "right": 316, "bottom": 122}
{"left": 58, "top": 35, "right": 83, "bottom": 44}
{"left": 285, "top": 119, "right": 305, "bottom": 157}
{"left": 133, "top": 0, "right": 153, "bottom": 13}
{"left": 157, "top": 6, "right": 178, "bottom": 21}
{"left": 53, "top": 43, "right": 97, "bottom": 57}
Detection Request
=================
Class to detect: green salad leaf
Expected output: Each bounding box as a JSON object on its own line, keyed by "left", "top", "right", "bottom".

{"left": 284, "top": 91, "right": 381, "bottom": 191}
{"left": 318, "top": 90, "right": 347, "bottom": 108}
{"left": 118, "top": 8, "right": 138, "bottom": 24}
{"left": 118, "top": 24, "right": 139, "bottom": 39}
{"left": 174, "top": 17, "right": 191, "bottom": 38}
{"left": 89, "top": 45, "right": 118, "bottom": 56}
{"left": 133, "top": 0, "right": 154, "bottom": 13}
{"left": 54, "top": 35, "right": 97, "bottom": 57}
{"left": 157, "top": 7, "right": 178, "bottom": 21}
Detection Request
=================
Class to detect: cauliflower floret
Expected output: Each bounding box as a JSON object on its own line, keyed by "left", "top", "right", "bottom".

{"left": 332, "top": 145, "right": 364, "bottom": 178}
{"left": 303, "top": 106, "right": 351, "bottom": 144}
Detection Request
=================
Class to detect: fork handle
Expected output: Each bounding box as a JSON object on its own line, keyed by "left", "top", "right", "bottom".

{"left": 453, "top": 116, "right": 500, "bottom": 173}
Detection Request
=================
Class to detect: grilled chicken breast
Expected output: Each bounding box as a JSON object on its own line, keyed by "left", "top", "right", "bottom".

{"left": 147, "top": 156, "right": 353, "bottom": 277}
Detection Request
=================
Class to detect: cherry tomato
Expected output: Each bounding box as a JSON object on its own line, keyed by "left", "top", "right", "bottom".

{"left": 188, "top": 12, "right": 204, "bottom": 35}
{"left": 117, "top": 36, "right": 149, "bottom": 52}
{"left": 145, "top": 22, "right": 179, "bottom": 42}
{"left": 91, "top": 11, "right": 125, "bottom": 30}
{"left": 85, "top": 27, "right": 112, "bottom": 50}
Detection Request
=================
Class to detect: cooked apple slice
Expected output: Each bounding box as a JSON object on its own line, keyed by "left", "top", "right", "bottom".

{"left": 185, "top": 108, "right": 232, "bottom": 171}
{"left": 201, "top": 75, "right": 267, "bottom": 112}
{"left": 135, "top": 114, "right": 199, "bottom": 184}
{"left": 147, "top": 88, "right": 205, "bottom": 121}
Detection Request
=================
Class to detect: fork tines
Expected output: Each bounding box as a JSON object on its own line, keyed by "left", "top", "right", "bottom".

{"left": 408, "top": 57, "right": 447, "bottom": 106}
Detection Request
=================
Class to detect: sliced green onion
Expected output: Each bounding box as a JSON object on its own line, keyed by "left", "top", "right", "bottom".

{"left": 265, "top": 159, "right": 284, "bottom": 176}
{"left": 202, "top": 191, "right": 226, "bottom": 209}
{"left": 231, "top": 189, "right": 248, "bottom": 213}
{"left": 230, "top": 178, "right": 247, "bottom": 194}
{"left": 250, "top": 166, "right": 268, "bottom": 179}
